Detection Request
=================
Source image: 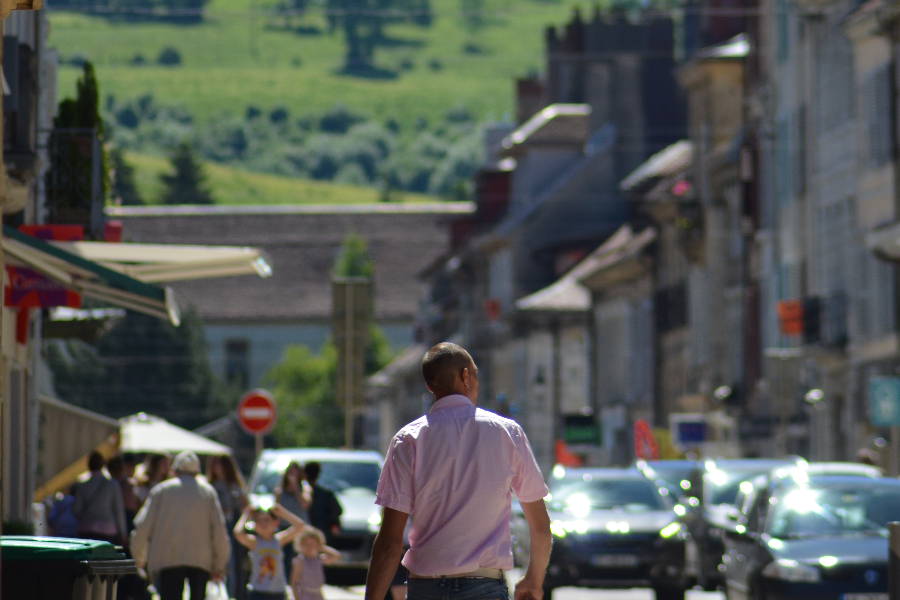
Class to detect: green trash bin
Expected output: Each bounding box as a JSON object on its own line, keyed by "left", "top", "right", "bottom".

{"left": 1, "top": 536, "right": 137, "bottom": 600}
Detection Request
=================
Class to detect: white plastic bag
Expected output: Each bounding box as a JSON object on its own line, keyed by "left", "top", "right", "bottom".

{"left": 205, "top": 580, "right": 229, "bottom": 600}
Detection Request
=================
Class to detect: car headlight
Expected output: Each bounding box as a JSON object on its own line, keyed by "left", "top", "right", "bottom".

{"left": 367, "top": 512, "right": 382, "bottom": 532}
{"left": 550, "top": 520, "right": 567, "bottom": 538}
{"left": 660, "top": 522, "right": 682, "bottom": 538}
{"left": 761, "top": 559, "right": 820, "bottom": 583}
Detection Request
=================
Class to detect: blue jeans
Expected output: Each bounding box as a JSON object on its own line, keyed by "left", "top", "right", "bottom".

{"left": 407, "top": 577, "right": 509, "bottom": 600}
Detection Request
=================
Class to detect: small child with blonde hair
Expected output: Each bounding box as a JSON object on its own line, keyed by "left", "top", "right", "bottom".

{"left": 289, "top": 528, "right": 341, "bottom": 600}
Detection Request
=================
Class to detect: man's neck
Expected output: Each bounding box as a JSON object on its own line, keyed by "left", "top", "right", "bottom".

{"left": 434, "top": 392, "right": 475, "bottom": 406}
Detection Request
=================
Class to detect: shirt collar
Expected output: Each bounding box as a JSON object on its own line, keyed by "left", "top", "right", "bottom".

{"left": 430, "top": 394, "right": 474, "bottom": 412}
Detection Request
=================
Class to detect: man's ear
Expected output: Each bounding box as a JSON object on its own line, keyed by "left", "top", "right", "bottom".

{"left": 460, "top": 367, "right": 470, "bottom": 388}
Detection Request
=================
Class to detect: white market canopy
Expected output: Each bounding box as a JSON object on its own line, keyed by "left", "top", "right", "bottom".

{"left": 52, "top": 241, "right": 272, "bottom": 283}
{"left": 120, "top": 413, "right": 232, "bottom": 455}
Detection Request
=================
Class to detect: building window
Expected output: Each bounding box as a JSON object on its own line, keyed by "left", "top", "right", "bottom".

{"left": 863, "top": 65, "right": 893, "bottom": 169}
{"left": 225, "top": 339, "right": 250, "bottom": 390}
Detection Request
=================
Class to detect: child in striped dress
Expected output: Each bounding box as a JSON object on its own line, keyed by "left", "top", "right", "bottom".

{"left": 289, "top": 528, "right": 341, "bottom": 600}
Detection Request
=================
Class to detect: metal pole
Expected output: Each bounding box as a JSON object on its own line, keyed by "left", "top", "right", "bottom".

{"left": 344, "top": 282, "right": 353, "bottom": 449}
{"left": 255, "top": 434, "right": 263, "bottom": 460}
{"left": 890, "top": 522, "right": 900, "bottom": 600}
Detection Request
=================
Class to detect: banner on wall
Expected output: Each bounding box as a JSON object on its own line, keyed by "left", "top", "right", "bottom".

{"left": 4, "top": 266, "right": 81, "bottom": 309}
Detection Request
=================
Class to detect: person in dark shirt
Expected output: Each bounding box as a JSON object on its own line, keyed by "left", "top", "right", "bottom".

{"left": 303, "top": 462, "right": 342, "bottom": 537}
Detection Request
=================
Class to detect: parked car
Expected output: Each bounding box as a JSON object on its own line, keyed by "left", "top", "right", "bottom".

{"left": 680, "top": 457, "right": 806, "bottom": 589}
{"left": 541, "top": 467, "right": 687, "bottom": 600}
{"left": 247, "top": 448, "right": 383, "bottom": 572}
{"left": 722, "top": 475, "right": 900, "bottom": 600}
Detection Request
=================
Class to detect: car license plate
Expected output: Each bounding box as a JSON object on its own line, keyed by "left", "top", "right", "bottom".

{"left": 590, "top": 554, "right": 639, "bottom": 568}
{"left": 842, "top": 595, "right": 888, "bottom": 600}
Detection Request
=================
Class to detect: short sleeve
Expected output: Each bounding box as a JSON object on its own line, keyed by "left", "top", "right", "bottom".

{"left": 375, "top": 431, "right": 416, "bottom": 514}
{"left": 509, "top": 425, "right": 549, "bottom": 503}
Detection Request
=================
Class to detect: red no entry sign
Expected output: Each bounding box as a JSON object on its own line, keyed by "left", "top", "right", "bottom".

{"left": 237, "top": 390, "right": 277, "bottom": 436}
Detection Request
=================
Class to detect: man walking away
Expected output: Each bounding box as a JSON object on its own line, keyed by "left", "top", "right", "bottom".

{"left": 365, "top": 343, "right": 553, "bottom": 600}
{"left": 304, "top": 462, "right": 342, "bottom": 537}
{"left": 74, "top": 451, "right": 127, "bottom": 546}
{"left": 131, "top": 451, "right": 231, "bottom": 600}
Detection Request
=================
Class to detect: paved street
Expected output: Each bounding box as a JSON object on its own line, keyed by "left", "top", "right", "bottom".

{"left": 320, "top": 585, "right": 724, "bottom": 600}
{"left": 319, "top": 570, "right": 726, "bottom": 600}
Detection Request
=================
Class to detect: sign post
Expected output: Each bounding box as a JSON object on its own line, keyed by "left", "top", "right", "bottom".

{"left": 332, "top": 277, "right": 370, "bottom": 449}
{"left": 237, "top": 390, "right": 277, "bottom": 459}
{"left": 870, "top": 377, "right": 900, "bottom": 476}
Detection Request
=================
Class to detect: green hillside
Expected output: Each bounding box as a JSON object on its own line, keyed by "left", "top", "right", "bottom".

{"left": 48, "top": 0, "right": 572, "bottom": 128}
{"left": 127, "top": 151, "right": 440, "bottom": 204}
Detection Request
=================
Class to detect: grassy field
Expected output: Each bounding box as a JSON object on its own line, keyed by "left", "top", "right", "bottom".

{"left": 49, "top": 0, "right": 574, "bottom": 128}
{"left": 127, "top": 151, "right": 440, "bottom": 204}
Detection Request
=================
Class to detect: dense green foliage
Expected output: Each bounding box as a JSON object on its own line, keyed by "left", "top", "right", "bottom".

{"left": 45, "top": 309, "right": 231, "bottom": 430}
{"left": 159, "top": 141, "right": 216, "bottom": 204}
{"left": 106, "top": 96, "right": 486, "bottom": 197}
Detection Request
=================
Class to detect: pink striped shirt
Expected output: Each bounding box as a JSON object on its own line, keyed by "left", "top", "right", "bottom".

{"left": 375, "top": 394, "right": 548, "bottom": 576}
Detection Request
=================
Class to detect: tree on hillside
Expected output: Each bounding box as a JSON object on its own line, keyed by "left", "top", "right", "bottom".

{"left": 160, "top": 141, "right": 215, "bottom": 205}
{"left": 51, "top": 61, "right": 110, "bottom": 213}
{"left": 110, "top": 147, "right": 144, "bottom": 205}
{"left": 45, "top": 308, "right": 229, "bottom": 430}
{"left": 460, "top": 0, "right": 485, "bottom": 33}
{"left": 266, "top": 233, "right": 394, "bottom": 448}
{"left": 325, "top": 0, "right": 433, "bottom": 70}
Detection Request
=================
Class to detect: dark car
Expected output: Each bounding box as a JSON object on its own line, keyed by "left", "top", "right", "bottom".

{"left": 543, "top": 468, "right": 687, "bottom": 600}
{"left": 681, "top": 458, "right": 805, "bottom": 589}
{"left": 722, "top": 475, "right": 900, "bottom": 600}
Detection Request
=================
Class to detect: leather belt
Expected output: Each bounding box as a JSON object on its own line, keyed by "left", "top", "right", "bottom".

{"left": 409, "top": 568, "right": 504, "bottom": 580}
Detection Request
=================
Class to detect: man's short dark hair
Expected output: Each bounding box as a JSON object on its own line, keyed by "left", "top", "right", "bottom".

{"left": 421, "top": 342, "right": 474, "bottom": 397}
{"left": 107, "top": 455, "right": 124, "bottom": 478}
{"left": 305, "top": 461, "right": 321, "bottom": 484}
{"left": 87, "top": 451, "right": 105, "bottom": 472}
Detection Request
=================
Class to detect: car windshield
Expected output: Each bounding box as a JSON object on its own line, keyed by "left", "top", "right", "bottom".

{"left": 645, "top": 463, "right": 696, "bottom": 492}
{"left": 769, "top": 484, "right": 900, "bottom": 539}
{"left": 706, "top": 466, "right": 787, "bottom": 505}
{"left": 252, "top": 460, "right": 381, "bottom": 495}
{"left": 549, "top": 478, "right": 666, "bottom": 512}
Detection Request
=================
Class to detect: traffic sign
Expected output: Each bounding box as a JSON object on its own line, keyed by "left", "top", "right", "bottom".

{"left": 870, "top": 378, "right": 900, "bottom": 427}
{"left": 237, "top": 390, "right": 277, "bottom": 436}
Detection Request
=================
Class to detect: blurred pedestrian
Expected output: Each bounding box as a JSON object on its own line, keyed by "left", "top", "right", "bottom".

{"left": 135, "top": 453, "right": 171, "bottom": 504}
{"left": 234, "top": 502, "right": 306, "bottom": 600}
{"left": 109, "top": 455, "right": 149, "bottom": 600}
{"left": 289, "top": 528, "right": 341, "bottom": 600}
{"left": 131, "top": 451, "right": 231, "bottom": 600}
{"left": 364, "top": 343, "right": 552, "bottom": 600}
{"left": 208, "top": 454, "right": 248, "bottom": 597}
{"left": 109, "top": 455, "right": 142, "bottom": 532}
{"left": 304, "top": 462, "right": 342, "bottom": 538}
{"left": 275, "top": 461, "right": 310, "bottom": 577}
{"left": 48, "top": 485, "right": 79, "bottom": 538}
{"left": 73, "top": 451, "right": 127, "bottom": 545}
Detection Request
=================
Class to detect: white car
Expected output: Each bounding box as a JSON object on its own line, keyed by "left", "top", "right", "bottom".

{"left": 247, "top": 448, "right": 384, "bottom": 570}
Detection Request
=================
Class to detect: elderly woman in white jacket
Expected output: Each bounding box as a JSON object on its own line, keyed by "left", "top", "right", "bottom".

{"left": 131, "top": 451, "right": 232, "bottom": 600}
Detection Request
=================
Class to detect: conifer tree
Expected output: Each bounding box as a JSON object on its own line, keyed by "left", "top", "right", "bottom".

{"left": 159, "top": 141, "right": 215, "bottom": 205}
{"left": 110, "top": 148, "right": 144, "bottom": 206}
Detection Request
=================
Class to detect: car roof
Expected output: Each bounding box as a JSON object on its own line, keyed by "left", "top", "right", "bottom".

{"left": 552, "top": 467, "right": 647, "bottom": 481}
{"left": 258, "top": 448, "right": 384, "bottom": 464}
{"left": 773, "top": 474, "right": 900, "bottom": 491}
{"left": 706, "top": 458, "right": 804, "bottom": 472}
{"left": 640, "top": 460, "right": 699, "bottom": 470}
